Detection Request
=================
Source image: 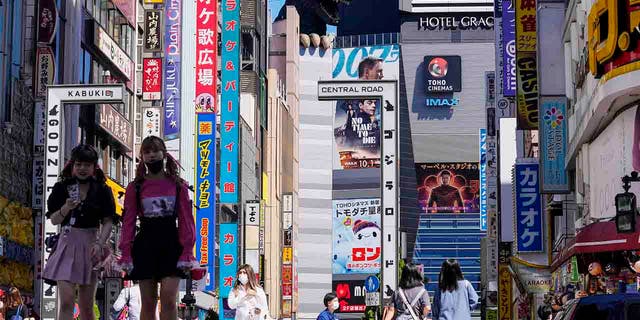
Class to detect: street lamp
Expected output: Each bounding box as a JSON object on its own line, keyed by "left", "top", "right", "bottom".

{"left": 615, "top": 172, "right": 639, "bottom": 233}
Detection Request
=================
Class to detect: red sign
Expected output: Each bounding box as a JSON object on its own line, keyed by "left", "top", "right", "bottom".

{"left": 37, "top": 0, "right": 58, "bottom": 44}
{"left": 333, "top": 281, "right": 367, "bottom": 313}
{"left": 195, "top": 0, "right": 218, "bottom": 112}
{"left": 143, "top": 58, "right": 162, "bottom": 100}
{"left": 282, "top": 265, "right": 292, "bottom": 284}
{"left": 282, "top": 284, "right": 293, "bottom": 298}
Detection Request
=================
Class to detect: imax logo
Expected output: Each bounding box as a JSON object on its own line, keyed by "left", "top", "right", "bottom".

{"left": 426, "top": 98, "right": 459, "bottom": 107}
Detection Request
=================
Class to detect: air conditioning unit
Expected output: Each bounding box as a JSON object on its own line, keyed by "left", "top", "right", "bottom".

{"left": 135, "top": 88, "right": 143, "bottom": 96}
{"left": 135, "top": 136, "right": 141, "bottom": 144}
{"left": 136, "top": 64, "right": 143, "bottom": 72}
{"left": 137, "top": 38, "right": 144, "bottom": 47}
{"left": 135, "top": 112, "right": 142, "bottom": 121}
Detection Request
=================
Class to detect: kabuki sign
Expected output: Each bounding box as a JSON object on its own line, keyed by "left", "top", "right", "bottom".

{"left": 41, "top": 84, "right": 125, "bottom": 319}
{"left": 318, "top": 80, "right": 398, "bottom": 301}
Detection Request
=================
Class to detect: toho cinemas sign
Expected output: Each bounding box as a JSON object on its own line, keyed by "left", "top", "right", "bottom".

{"left": 588, "top": 0, "right": 640, "bottom": 80}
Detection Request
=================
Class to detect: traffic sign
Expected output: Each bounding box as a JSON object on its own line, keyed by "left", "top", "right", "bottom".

{"left": 365, "top": 275, "right": 380, "bottom": 293}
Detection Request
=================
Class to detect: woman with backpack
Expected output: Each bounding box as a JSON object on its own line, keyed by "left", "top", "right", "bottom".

{"left": 118, "top": 136, "right": 196, "bottom": 320}
{"left": 42, "top": 144, "right": 117, "bottom": 320}
{"left": 383, "top": 263, "right": 431, "bottom": 320}
{"left": 431, "top": 259, "right": 478, "bottom": 320}
{"left": 5, "top": 287, "right": 28, "bottom": 320}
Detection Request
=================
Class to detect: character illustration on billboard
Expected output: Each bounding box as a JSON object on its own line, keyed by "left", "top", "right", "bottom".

{"left": 196, "top": 93, "right": 214, "bottom": 112}
{"left": 334, "top": 99, "right": 381, "bottom": 169}
{"left": 416, "top": 163, "right": 480, "bottom": 214}
{"left": 333, "top": 199, "right": 381, "bottom": 274}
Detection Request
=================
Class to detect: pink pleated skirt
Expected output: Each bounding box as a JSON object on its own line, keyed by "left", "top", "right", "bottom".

{"left": 43, "top": 226, "right": 99, "bottom": 285}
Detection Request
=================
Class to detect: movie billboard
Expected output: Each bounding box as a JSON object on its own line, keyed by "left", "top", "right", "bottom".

{"left": 332, "top": 198, "right": 381, "bottom": 274}
{"left": 333, "top": 99, "right": 381, "bottom": 170}
{"left": 416, "top": 162, "right": 480, "bottom": 214}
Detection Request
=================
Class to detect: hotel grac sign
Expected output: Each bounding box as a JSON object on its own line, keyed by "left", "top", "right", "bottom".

{"left": 588, "top": 0, "right": 640, "bottom": 81}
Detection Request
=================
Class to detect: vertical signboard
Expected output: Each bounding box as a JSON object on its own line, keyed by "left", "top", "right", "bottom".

{"left": 503, "top": 0, "right": 516, "bottom": 97}
{"left": 196, "top": 113, "right": 216, "bottom": 291}
{"left": 515, "top": 0, "right": 538, "bottom": 129}
{"left": 515, "top": 162, "right": 544, "bottom": 252}
{"left": 36, "top": 0, "right": 58, "bottom": 45}
{"left": 35, "top": 47, "right": 55, "bottom": 98}
{"left": 143, "top": 58, "right": 162, "bottom": 100}
{"left": 498, "top": 264, "right": 512, "bottom": 320}
{"left": 332, "top": 199, "right": 381, "bottom": 274}
{"left": 163, "top": 0, "right": 181, "bottom": 140}
{"left": 142, "top": 107, "right": 162, "bottom": 139}
{"left": 144, "top": 9, "right": 162, "bottom": 52}
{"left": 221, "top": 0, "right": 240, "bottom": 203}
{"left": 220, "top": 223, "right": 238, "bottom": 320}
{"left": 480, "top": 129, "right": 488, "bottom": 231}
{"left": 195, "top": 0, "right": 218, "bottom": 112}
{"left": 539, "top": 97, "right": 568, "bottom": 193}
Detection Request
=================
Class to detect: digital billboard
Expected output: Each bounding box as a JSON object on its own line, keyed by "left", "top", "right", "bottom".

{"left": 416, "top": 162, "right": 480, "bottom": 214}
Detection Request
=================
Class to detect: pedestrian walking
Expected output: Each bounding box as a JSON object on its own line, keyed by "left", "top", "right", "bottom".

{"left": 118, "top": 136, "right": 197, "bottom": 320}
{"left": 431, "top": 259, "right": 478, "bottom": 320}
{"left": 383, "top": 263, "right": 431, "bottom": 320}
{"left": 42, "top": 144, "right": 117, "bottom": 320}
{"left": 316, "top": 292, "right": 339, "bottom": 320}
{"left": 227, "top": 265, "right": 270, "bottom": 320}
{"left": 4, "top": 287, "right": 28, "bottom": 320}
{"left": 112, "top": 281, "right": 142, "bottom": 320}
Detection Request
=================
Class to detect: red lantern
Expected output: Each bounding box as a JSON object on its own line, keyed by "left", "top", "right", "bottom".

{"left": 588, "top": 262, "right": 602, "bottom": 276}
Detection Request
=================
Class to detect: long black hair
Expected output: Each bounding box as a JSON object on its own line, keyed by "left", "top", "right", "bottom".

{"left": 438, "top": 259, "right": 464, "bottom": 292}
{"left": 399, "top": 263, "right": 425, "bottom": 290}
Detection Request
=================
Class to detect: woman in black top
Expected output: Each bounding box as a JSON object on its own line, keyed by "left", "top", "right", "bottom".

{"left": 4, "top": 287, "right": 28, "bottom": 320}
{"left": 42, "top": 144, "right": 117, "bottom": 320}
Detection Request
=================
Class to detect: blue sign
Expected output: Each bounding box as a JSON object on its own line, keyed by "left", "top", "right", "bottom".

{"left": 220, "top": 0, "right": 240, "bottom": 203}
{"left": 426, "top": 97, "right": 459, "bottom": 107}
{"left": 479, "top": 129, "right": 487, "bottom": 231}
{"left": 163, "top": 0, "right": 181, "bottom": 140}
{"left": 539, "top": 97, "right": 569, "bottom": 193}
{"left": 503, "top": 0, "right": 516, "bottom": 97}
{"left": 515, "top": 163, "right": 544, "bottom": 252}
{"left": 365, "top": 275, "right": 380, "bottom": 292}
{"left": 219, "top": 223, "right": 238, "bottom": 320}
{"left": 196, "top": 113, "right": 216, "bottom": 291}
{"left": 331, "top": 44, "right": 400, "bottom": 79}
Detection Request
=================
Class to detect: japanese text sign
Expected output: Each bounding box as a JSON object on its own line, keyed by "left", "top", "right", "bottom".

{"left": 37, "top": 0, "right": 57, "bottom": 45}
{"left": 480, "top": 129, "right": 488, "bottom": 231}
{"left": 498, "top": 265, "right": 512, "bottom": 320}
{"left": 333, "top": 198, "right": 382, "bottom": 274}
{"left": 164, "top": 0, "right": 182, "bottom": 140}
{"left": 98, "top": 104, "right": 133, "bottom": 150}
{"left": 143, "top": 58, "right": 162, "bottom": 100}
{"left": 515, "top": 163, "right": 544, "bottom": 252}
{"left": 503, "top": 0, "right": 516, "bottom": 97}
{"left": 142, "top": 107, "right": 161, "bottom": 139}
{"left": 195, "top": 0, "right": 218, "bottom": 113}
{"left": 144, "top": 9, "right": 162, "bottom": 52}
{"left": 220, "top": 0, "right": 240, "bottom": 203}
{"left": 196, "top": 113, "right": 216, "bottom": 291}
{"left": 539, "top": 97, "right": 568, "bottom": 193}
{"left": 219, "top": 223, "right": 238, "bottom": 320}
{"left": 36, "top": 47, "right": 55, "bottom": 98}
{"left": 515, "top": 0, "right": 538, "bottom": 130}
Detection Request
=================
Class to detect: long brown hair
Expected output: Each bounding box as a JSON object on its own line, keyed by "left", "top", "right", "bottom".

{"left": 135, "top": 136, "right": 182, "bottom": 184}
{"left": 60, "top": 144, "right": 106, "bottom": 182}
{"left": 8, "top": 287, "right": 22, "bottom": 308}
{"left": 234, "top": 264, "right": 260, "bottom": 291}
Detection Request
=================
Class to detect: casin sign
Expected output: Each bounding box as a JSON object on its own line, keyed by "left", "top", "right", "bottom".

{"left": 419, "top": 15, "right": 494, "bottom": 31}
{"left": 424, "top": 56, "right": 462, "bottom": 93}
{"left": 588, "top": 0, "right": 640, "bottom": 80}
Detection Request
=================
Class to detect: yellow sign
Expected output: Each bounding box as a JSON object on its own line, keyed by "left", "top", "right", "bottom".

{"left": 106, "top": 178, "right": 125, "bottom": 215}
{"left": 283, "top": 247, "right": 293, "bottom": 265}
{"left": 498, "top": 265, "right": 512, "bottom": 320}
{"left": 588, "top": 0, "right": 640, "bottom": 81}
{"left": 515, "top": 0, "right": 537, "bottom": 52}
{"left": 143, "top": 0, "right": 163, "bottom": 3}
{"left": 515, "top": 0, "right": 538, "bottom": 130}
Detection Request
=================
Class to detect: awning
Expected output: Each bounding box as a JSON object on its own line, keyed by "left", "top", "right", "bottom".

{"left": 551, "top": 219, "right": 640, "bottom": 271}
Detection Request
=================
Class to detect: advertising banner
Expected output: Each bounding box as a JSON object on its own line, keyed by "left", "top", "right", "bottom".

{"left": 416, "top": 162, "right": 480, "bottom": 214}
{"left": 95, "top": 25, "right": 134, "bottom": 81}
{"left": 144, "top": 9, "right": 162, "bottom": 52}
{"left": 515, "top": 162, "right": 544, "bottom": 252}
{"left": 333, "top": 99, "right": 381, "bottom": 170}
{"left": 144, "top": 0, "right": 163, "bottom": 3}
{"left": 424, "top": 56, "right": 462, "bottom": 93}
{"left": 245, "top": 201, "right": 259, "bottom": 226}
{"left": 37, "top": 0, "right": 57, "bottom": 45}
{"left": 35, "top": 47, "right": 55, "bottom": 98}
{"left": 539, "top": 97, "right": 569, "bottom": 193}
{"left": 331, "top": 44, "right": 400, "bottom": 80}
{"left": 221, "top": 0, "right": 240, "bottom": 203}
{"left": 219, "top": 223, "right": 238, "bottom": 320}
{"left": 196, "top": 113, "right": 216, "bottom": 291}
{"left": 142, "top": 107, "right": 162, "bottom": 139}
{"left": 143, "top": 58, "right": 162, "bottom": 100}
{"left": 163, "top": 0, "right": 181, "bottom": 140}
{"left": 498, "top": 265, "right": 512, "bottom": 320}
{"left": 502, "top": 0, "right": 516, "bottom": 97}
{"left": 332, "top": 280, "right": 367, "bottom": 313}
{"left": 515, "top": 0, "right": 538, "bottom": 129}
{"left": 480, "top": 129, "right": 488, "bottom": 231}
{"left": 195, "top": 0, "right": 217, "bottom": 112}
{"left": 332, "top": 198, "right": 381, "bottom": 274}
{"left": 97, "top": 104, "right": 133, "bottom": 149}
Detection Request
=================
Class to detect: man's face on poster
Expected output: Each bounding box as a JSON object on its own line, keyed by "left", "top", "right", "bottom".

{"left": 441, "top": 173, "right": 451, "bottom": 186}
{"left": 359, "top": 100, "right": 377, "bottom": 116}
{"left": 364, "top": 62, "right": 384, "bottom": 80}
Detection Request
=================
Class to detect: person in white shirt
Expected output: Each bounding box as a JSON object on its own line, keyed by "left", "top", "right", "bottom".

{"left": 228, "top": 265, "right": 269, "bottom": 320}
{"left": 113, "top": 281, "right": 142, "bottom": 320}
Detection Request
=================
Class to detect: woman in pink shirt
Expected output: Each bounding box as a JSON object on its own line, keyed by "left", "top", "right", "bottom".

{"left": 118, "top": 136, "right": 196, "bottom": 320}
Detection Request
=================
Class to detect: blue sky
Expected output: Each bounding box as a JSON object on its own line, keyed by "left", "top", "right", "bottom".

{"left": 268, "top": 0, "right": 337, "bottom": 34}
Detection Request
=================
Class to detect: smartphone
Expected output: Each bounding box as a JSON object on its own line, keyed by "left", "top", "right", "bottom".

{"left": 67, "top": 183, "right": 80, "bottom": 202}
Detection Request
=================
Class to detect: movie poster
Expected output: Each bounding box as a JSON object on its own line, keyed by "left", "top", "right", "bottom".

{"left": 333, "top": 99, "right": 381, "bottom": 170}
{"left": 416, "top": 162, "right": 480, "bottom": 214}
{"left": 332, "top": 198, "right": 381, "bottom": 274}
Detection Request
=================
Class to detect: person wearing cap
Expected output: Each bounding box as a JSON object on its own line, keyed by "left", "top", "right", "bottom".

{"left": 42, "top": 144, "right": 117, "bottom": 320}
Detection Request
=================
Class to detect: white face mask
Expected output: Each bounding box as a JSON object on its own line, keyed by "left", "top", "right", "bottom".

{"left": 331, "top": 301, "right": 340, "bottom": 311}
{"left": 239, "top": 274, "right": 249, "bottom": 285}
